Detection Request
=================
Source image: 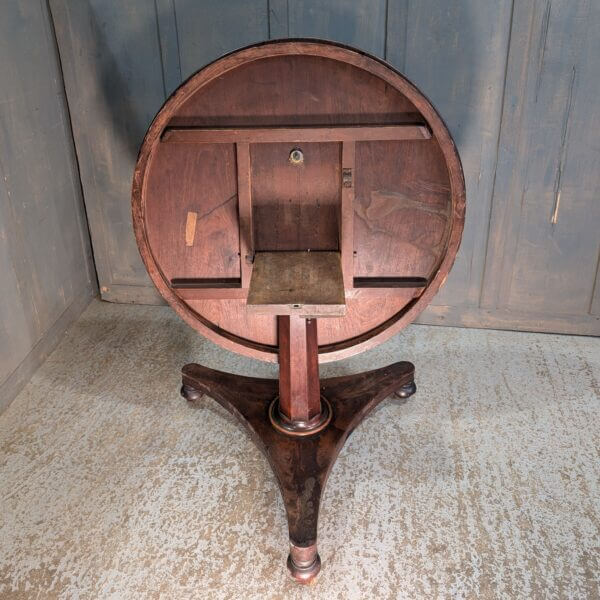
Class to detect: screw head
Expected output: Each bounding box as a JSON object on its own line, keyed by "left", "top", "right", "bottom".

{"left": 289, "top": 148, "right": 304, "bottom": 165}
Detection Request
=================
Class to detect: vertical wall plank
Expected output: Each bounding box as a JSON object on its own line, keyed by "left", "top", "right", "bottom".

{"left": 50, "top": 1, "right": 167, "bottom": 302}
{"left": 384, "top": 0, "right": 409, "bottom": 68}
{"left": 268, "top": 0, "right": 289, "bottom": 39}
{"left": 174, "top": 0, "right": 269, "bottom": 80}
{"left": 0, "top": 0, "right": 95, "bottom": 408}
{"left": 155, "top": 0, "right": 182, "bottom": 96}
{"left": 288, "top": 0, "right": 387, "bottom": 57}
{"left": 482, "top": 0, "right": 600, "bottom": 317}
{"left": 591, "top": 261, "right": 600, "bottom": 317}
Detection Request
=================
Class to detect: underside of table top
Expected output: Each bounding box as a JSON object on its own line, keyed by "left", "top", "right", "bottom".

{"left": 132, "top": 40, "right": 465, "bottom": 362}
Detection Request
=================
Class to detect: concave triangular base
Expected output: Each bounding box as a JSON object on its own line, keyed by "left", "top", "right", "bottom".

{"left": 181, "top": 360, "right": 415, "bottom": 583}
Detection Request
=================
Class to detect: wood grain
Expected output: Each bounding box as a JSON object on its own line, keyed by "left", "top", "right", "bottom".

{"left": 277, "top": 315, "right": 321, "bottom": 423}
{"left": 0, "top": 0, "right": 95, "bottom": 406}
{"left": 181, "top": 359, "right": 415, "bottom": 581}
{"left": 481, "top": 0, "right": 600, "bottom": 318}
{"left": 236, "top": 143, "right": 254, "bottom": 288}
{"left": 251, "top": 142, "right": 340, "bottom": 253}
{"left": 132, "top": 41, "right": 466, "bottom": 362}
{"left": 247, "top": 252, "right": 346, "bottom": 317}
{"left": 161, "top": 123, "right": 430, "bottom": 143}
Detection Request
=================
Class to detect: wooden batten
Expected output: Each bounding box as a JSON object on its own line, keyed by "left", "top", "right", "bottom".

{"left": 161, "top": 123, "right": 431, "bottom": 144}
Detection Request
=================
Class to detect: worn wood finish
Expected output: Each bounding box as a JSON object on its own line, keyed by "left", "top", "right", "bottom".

{"left": 131, "top": 38, "right": 465, "bottom": 583}
{"left": 161, "top": 123, "right": 430, "bottom": 144}
{"left": 340, "top": 142, "right": 355, "bottom": 290}
{"left": 277, "top": 316, "right": 322, "bottom": 425}
{"left": 247, "top": 252, "right": 346, "bottom": 317}
{"left": 251, "top": 142, "right": 340, "bottom": 253}
{"left": 481, "top": 0, "right": 600, "bottom": 325}
{"left": 0, "top": 0, "right": 95, "bottom": 410}
{"left": 181, "top": 360, "right": 416, "bottom": 582}
{"left": 132, "top": 41, "right": 465, "bottom": 362}
{"left": 236, "top": 143, "right": 254, "bottom": 288}
{"left": 132, "top": 42, "right": 464, "bottom": 580}
{"left": 145, "top": 143, "right": 240, "bottom": 283}
{"left": 49, "top": 1, "right": 166, "bottom": 297}
{"left": 53, "top": 1, "right": 600, "bottom": 337}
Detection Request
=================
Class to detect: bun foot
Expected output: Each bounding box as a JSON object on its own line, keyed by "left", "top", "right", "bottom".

{"left": 395, "top": 380, "right": 416, "bottom": 399}
{"left": 180, "top": 384, "right": 203, "bottom": 402}
{"left": 287, "top": 543, "right": 321, "bottom": 584}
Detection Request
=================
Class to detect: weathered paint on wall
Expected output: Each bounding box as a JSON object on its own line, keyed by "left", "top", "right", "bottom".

{"left": 0, "top": 1, "right": 96, "bottom": 410}
{"left": 50, "top": 0, "right": 600, "bottom": 335}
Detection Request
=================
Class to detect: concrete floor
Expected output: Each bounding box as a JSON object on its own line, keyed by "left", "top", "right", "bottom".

{"left": 0, "top": 299, "right": 599, "bottom": 599}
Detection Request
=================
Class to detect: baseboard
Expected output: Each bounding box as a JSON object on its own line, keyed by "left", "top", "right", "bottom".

{"left": 0, "top": 290, "right": 95, "bottom": 414}
{"left": 100, "top": 283, "right": 165, "bottom": 305}
{"left": 418, "top": 305, "right": 600, "bottom": 337}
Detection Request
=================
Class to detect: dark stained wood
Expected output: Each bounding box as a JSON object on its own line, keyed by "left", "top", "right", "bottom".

{"left": 247, "top": 251, "right": 345, "bottom": 317}
{"left": 161, "top": 123, "right": 431, "bottom": 143}
{"left": 132, "top": 41, "right": 465, "bottom": 362}
{"left": 145, "top": 143, "right": 241, "bottom": 283}
{"left": 170, "top": 278, "right": 241, "bottom": 289}
{"left": 353, "top": 141, "right": 452, "bottom": 279}
{"left": 277, "top": 316, "right": 321, "bottom": 425}
{"left": 353, "top": 276, "right": 428, "bottom": 288}
{"left": 173, "top": 288, "right": 249, "bottom": 300}
{"left": 180, "top": 359, "right": 416, "bottom": 583}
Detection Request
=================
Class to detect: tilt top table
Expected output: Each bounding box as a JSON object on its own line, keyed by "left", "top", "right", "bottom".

{"left": 132, "top": 40, "right": 465, "bottom": 583}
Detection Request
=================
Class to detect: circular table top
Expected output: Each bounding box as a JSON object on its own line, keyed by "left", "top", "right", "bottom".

{"left": 132, "top": 40, "right": 465, "bottom": 363}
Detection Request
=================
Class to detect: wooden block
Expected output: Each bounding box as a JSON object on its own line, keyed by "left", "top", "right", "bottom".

{"left": 246, "top": 251, "right": 346, "bottom": 317}
{"left": 161, "top": 123, "right": 432, "bottom": 144}
{"left": 185, "top": 211, "right": 197, "bottom": 246}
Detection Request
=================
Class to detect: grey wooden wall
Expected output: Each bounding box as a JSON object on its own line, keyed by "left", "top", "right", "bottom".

{"left": 50, "top": 0, "right": 600, "bottom": 336}
{"left": 0, "top": 1, "right": 96, "bottom": 410}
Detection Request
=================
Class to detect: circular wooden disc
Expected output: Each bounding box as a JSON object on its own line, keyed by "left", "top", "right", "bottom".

{"left": 132, "top": 40, "right": 465, "bottom": 363}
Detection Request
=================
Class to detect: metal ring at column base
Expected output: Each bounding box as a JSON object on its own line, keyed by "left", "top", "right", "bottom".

{"left": 269, "top": 396, "right": 332, "bottom": 437}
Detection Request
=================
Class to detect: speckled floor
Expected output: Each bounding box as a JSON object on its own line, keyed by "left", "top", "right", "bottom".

{"left": 0, "top": 299, "right": 599, "bottom": 599}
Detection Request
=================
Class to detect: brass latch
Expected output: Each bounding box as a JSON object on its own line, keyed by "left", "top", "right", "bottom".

{"left": 342, "top": 168, "right": 353, "bottom": 188}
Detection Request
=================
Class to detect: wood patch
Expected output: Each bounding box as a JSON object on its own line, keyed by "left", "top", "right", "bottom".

{"left": 185, "top": 211, "right": 197, "bottom": 246}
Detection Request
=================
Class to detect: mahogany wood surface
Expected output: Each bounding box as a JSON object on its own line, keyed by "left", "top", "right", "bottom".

{"left": 277, "top": 315, "right": 321, "bottom": 424}
{"left": 161, "top": 123, "right": 431, "bottom": 144}
{"left": 251, "top": 142, "right": 340, "bottom": 252}
{"left": 132, "top": 40, "right": 466, "bottom": 585}
{"left": 181, "top": 360, "right": 416, "bottom": 583}
{"left": 132, "top": 40, "right": 466, "bottom": 363}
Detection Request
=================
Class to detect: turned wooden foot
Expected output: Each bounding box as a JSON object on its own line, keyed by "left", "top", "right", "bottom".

{"left": 181, "top": 360, "right": 415, "bottom": 583}
{"left": 180, "top": 384, "right": 203, "bottom": 402}
{"left": 288, "top": 542, "right": 321, "bottom": 583}
{"left": 395, "top": 380, "right": 417, "bottom": 399}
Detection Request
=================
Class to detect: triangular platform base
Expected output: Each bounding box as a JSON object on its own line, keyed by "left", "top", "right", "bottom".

{"left": 181, "top": 360, "right": 416, "bottom": 584}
